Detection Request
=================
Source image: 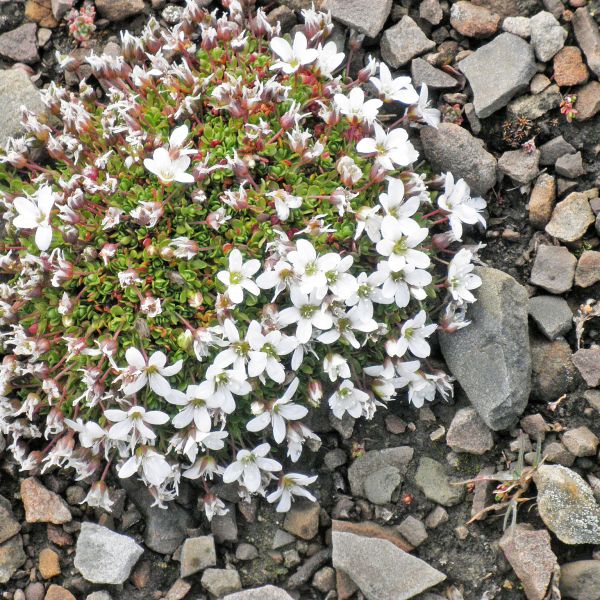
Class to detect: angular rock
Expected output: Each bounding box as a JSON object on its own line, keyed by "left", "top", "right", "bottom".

{"left": 553, "top": 47, "right": 589, "bottom": 87}
{"left": 411, "top": 58, "right": 458, "bottom": 90}
{"left": 74, "top": 522, "right": 144, "bottom": 585}
{"left": 502, "top": 16, "right": 531, "bottom": 38}
{"left": 25, "top": 0, "right": 57, "bottom": 27}
{"left": 530, "top": 73, "right": 551, "bottom": 94}
{"left": 415, "top": 457, "right": 465, "bottom": 506}
{"left": 380, "top": 16, "right": 436, "bottom": 68}
{"left": 530, "top": 245, "right": 576, "bottom": 294}
{"left": 450, "top": 2, "right": 500, "bottom": 38}
{"left": 545, "top": 192, "right": 594, "bottom": 243}
{"left": 396, "top": 516, "right": 428, "bottom": 547}
{"left": 235, "top": 543, "right": 258, "bottom": 561}
{"left": 507, "top": 84, "right": 562, "bottom": 120}
{"left": 39, "top": 547, "right": 61, "bottom": 579}
{"left": 531, "top": 337, "right": 579, "bottom": 400}
{"left": 283, "top": 499, "right": 320, "bottom": 540}
{"left": 498, "top": 148, "right": 539, "bottom": 185}
{"left": 211, "top": 505, "right": 238, "bottom": 543}
{"left": 363, "top": 466, "right": 402, "bottom": 505}
{"left": 272, "top": 529, "right": 296, "bottom": 549}
{"left": 95, "top": 0, "right": 145, "bottom": 21}
{"left": 575, "top": 81, "right": 600, "bottom": 121}
{"left": 0, "top": 502, "right": 20, "bottom": 544}
{"left": 530, "top": 11, "right": 566, "bottom": 62}
{"left": 420, "top": 123, "right": 497, "bottom": 195}
{"left": 21, "top": 478, "right": 71, "bottom": 524}
{"left": 458, "top": 33, "right": 536, "bottom": 118}
{"left": 499, "top": 525, "right": 557, "bottom": 600}
{"left": 51, "top": 0, "right": 73, "bottom": 20}
{"left": 539, "top": 135, "right": 576, "bottom": 166}
{"left": 201, "top": 569, "right": 242, "bottom": 597}
{"left": 419, "top": 0, "right": 443, "bottom": 25}
{"left": 562, "top": 426, "right": 599, "bottom": 457}
{"left": 223, "top": 587, "right": 294, "bottom": 600}
{"left": 439, "top": 267, "right": 530, "bottom": 430}
{"left": 555, "top": 151, "right": 585, "bottom": 179}
{"left": 560, "top": 561, "right": 600, "bottom": 600}
{"left": 44, "top": 586, "right": 76, "bottom": 600}
{"left": 534, "top": 465, "right": 600, "bottom": 544}
{"left": 573, "top": 7, "right": 600, "bottom": 79}
{"left": 472, "top": 0, "right": 520, "bottom": 17}
{"left": 541, "top": 441, "right": 575, "bottom": 467}
{"left": 328, "top": 0, "right": 392, "bottom": 38}
{"left": 180, "top": 536, "right": 216, "bottom": 578}
{"left": 0, "top": 23, "right": 38, "bottom": 64}
{"left": 528, "top": 295, "right": 572, "bottom": 340}
{"left": 572, "top": 347, "right": 600, "bottom": 387}
{"left": 446, "top": 407, "right": 494, "bottom": 454}
{"left": 576, "top": 250, "right": 600, "bottom": 287}
{"left": 332, "top": 531, "right": 446, "bottom": 599}
{"left": 528, "top": 174, "right": 555, "bottom": 229}
{"left": 0, "top": 535, "right": 26, "bottom": 584}
{"left": 332, "top": 520, "right": 413, "bottom": 552}
{"left": 425, "top": 506, "right": 449, "bottom": 528}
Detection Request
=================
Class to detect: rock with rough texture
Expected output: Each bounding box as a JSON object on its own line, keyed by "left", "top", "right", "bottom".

{"left": 562, "top": 426, "right": 599, "bottom": 457}
{"left": 531, "top": 337, "right": 579, "bottom": 400}
{"left": 541, "top": 441, "right": 575, "bottom": 467}
{"left": 572, "top": 347, "right": 600, "bottom": 387}
{"left": 450, "top": 2, "right": 500, "bottom": 38}
{"left": 530, "top": 73, "right": 551, "bottom": 94}
{"left": 554, "top": 47, "right": 589, "bottom": 87}
{"left": 364, "top": 466, "right": 402, "bottom": 505}
{"left": 458, "top": 33, "right": 536, "bottom": 118}
{"left": 180, "top": 536, "right": 216, "bottom": 578}
{"left": 502, "top": 16, "right": 531, "bottom": 37}
{"left": 415, "top": 457, "right": 465, "bottom": 506}
{"left": 528, "top": 174, "right": 556, "bottom": 229}
{"left": 545, "top": 192, "right": 594, "bottom": 243}
{"left": 283, "top": 499, "right": 320, "bottom": 540}
{"left": 528, "top": 296, "right": 572, "bottom": 340}
{"left": 327, "top": 0, "right": 392, "bottom": 38}
{"left": 439, "top": 267, "right": 530, "bottom": 430}
{"left": 411, "top": 58, "right": 458, "bottom": 90}
{"left": 39, "top": 547, "right": 61, "bottom": 579}
{"left": 499, "top": 525, "right": 557, "bottom": 600}
{"left": 21, "top": 478, "right": 71, "bottom": 524}
{"left": 555, "top": 152, "right": 585, "bottom": 179}
{"left": 51, "top": 0, "right": 73, "bottom": 20}
{"left": 0, "top": 501, "right": 20, "bottom": 544}
{"left": 224, "top": 587, "right": 294, "bottom": 600}
{"left": 95, "top": 0, "right": 145, "bottom": 21}
{"left": 420, "top": 123, "right": 496, "bottom": 195}
{"left": 573, "top": 7, "right": 600, "bottom": 79}
{"left": 419, "top": 0, "right": 443, "bottom": 25}
{"left": 74, "top": 522, "right": 143, "bottom": 584}
{"left": 575, "top": 81, "right": 600, "bottom": 121}
{"left": 498, "top": 148, "right": 539, "bottom": 185}
{"left": 534, "top": 465, "right": 600, "bottom": 545}
{"left": 25, "top": 0, "right": 58, "bottom": 27}
{"left": 446, "top": 407, "right": 494, "bottom": 454}
{"left": 530, "top": 11, "right": 566, "bottom": 62}
{"left": 0, "top": 23, "right": 38, "bottom": 64}
{"left": 44, "top": 586, "right": 76, "bottom": 600}
{"left": 332, "top": 520, "right": 413, "bottom": 552}
{"left": 201, "top": 569, "right": 242, "bottom": 597}
{"left": 560, "top": 561, "right": 600, "bottom": 600}
{"left": 576, "top": 250, "right": 600, "bottom": 288}
{"left": 507, "top": 84, "right": 562, "bottom": 120}
{"left": 0, "top": 535, "right": 26, "bottom": 584}
{"left": 539, "top": 136, "right": 576, "bottom": 166}
{"left": 472, "top": 0, "right": 520, "bottom": 17}
{"left": 396, "top": 516, "right": 428, "bottom": 547}
{"left": 381, "top": 16, "right": 436, "bottom": 68}
{"left": 530, "top": 245, "right": 576, "bottom": 294}
{"left": 332, "top": 531, "right": 446, "bottom": 599}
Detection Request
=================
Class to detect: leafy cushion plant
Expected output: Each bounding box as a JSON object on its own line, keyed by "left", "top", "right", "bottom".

{"left": 0, "top": 0, "right": 486, "bottom": 514}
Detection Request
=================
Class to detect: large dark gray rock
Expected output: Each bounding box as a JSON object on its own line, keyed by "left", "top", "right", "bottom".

{"left": 439, "top": 267, "right": 531, "bottom": 430}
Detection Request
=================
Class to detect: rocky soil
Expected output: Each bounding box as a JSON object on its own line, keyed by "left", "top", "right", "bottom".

{"left": 3, "top": 0, "right": 600, "bottom": 599}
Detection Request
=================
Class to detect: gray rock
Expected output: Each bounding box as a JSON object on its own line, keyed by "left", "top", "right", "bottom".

{"left": 530, "top": 245, "right": 576, "bottom": 294}
{"left": 534, "top": 465, "right": 600, "bottom": 544}
{"left": 539, "top": 135, "right": 576, "bottom": 166}
{"left": 420, "top": 123, "right": 497, "bottom": 195}
{"left": 0, "top": 535, "right": 26, "bottom": 584}
{"left": 498, "top": 148, "right": 540, "bottom": 185}
{"left": 86, "top": 593, "right": 111, "bottom": 600}
{"left": 530, "top": 11, "right": 567, "bottom": 62}
{"left": 446, "top": 407, "right": 494, "bottom": 454}
{"left": 419, "top": 0, "right": 443, "bottom": 25}
{"left": 530, "top": 73, "right": 551, "bottom": 94}
{"left": 180, "top": 536, "right": 216, "bottom": 578}
{"left": 545, "top": 192, "right": 594, "bottom": 243}
{"left": 211, "top": 505, "right": 238, "bottom": 543}
{"left": 439, "top": 267, "right": 530, "bottom": 431}
{"left": 560, "top": 561, "right": 600, "bottom": 600}
{"left": 541, "top": 441, "right": 575, "bottom": 467}
{"left": 381, "top": 16, "right": 436, "bottom": 68}
{"left": 396, "top": 516, "right": 428, "bottom": 547}
{"left": 51, "top": 0, "right": 73, "bottom": 20}
{"left": 0, "top": 23, "right": 38, "bottom": 64}
{"left": 201, "top": 569, "right": 242, "bottom": 597}
{"left": 363, "top": 466, "right": 402, "bottom": 505}
{"left": 235, "top": 543, "right": 259, "bottom": 561}
{"left": 332, "top": 531, "right": 446, "bottom": 599}
{"left": 573, "top": 7, "right": 600, "bottom": 79}
{"left": 502, "top": 16, "right": 531, "bottom": 38}
{"left": 272, "top": 529, "right": 296, "bottom": 549}
{"left": 531, "top": 337, "right": 579, "bottom": 401}
{"left": 411, "top": 58, "right": 458, "bottom": 90}
{"left": 95, "top": 0, "right": 145, "bottom": 21}
{"left": 507, "top": 84, "right": 562, "bottom": 120}
{"left": 528, "top": 295, "right": 572, "bottom": 340}
{"left": 0, "top": 501, "right": 20, "bottom": 544}
{"left": 323, "top": 448, "right": 347, "bottom": 470}
{"left": 74, "top": 522, "right": 143, "bottom": 585}
{"left": 572, "top": 347, "right": 600, "bottom": 387}
{"left": 223, "top": 586, "right": 294, "bottom": 600}
{"left": 555, "top": 151, "right": 585, "bottom": 179}
{"left": 424, "top": 506, "right": 449, "bottom": 528}
{"left": 458, "top": 33, "right": 536, "bottom": 117}
{"left": 562, "top": 426, "right": 599, "bottom": 457}
{"left": 327, "top": 0, "right": 392, "bottom": 38}
{"left": 348, "top": 446, "right": 414, "bottom": 498}
{"left": 415, "top": 457, "right": 465, "bottom": 506}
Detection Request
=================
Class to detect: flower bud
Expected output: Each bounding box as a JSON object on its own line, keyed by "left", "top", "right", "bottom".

{"left": 307, "top": 379, "right": 323, "bottom": 406}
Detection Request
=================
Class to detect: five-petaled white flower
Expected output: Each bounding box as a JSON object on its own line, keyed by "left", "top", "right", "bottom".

{"left": 118, "top": 447, "right": 172, "bottom": 487}
{"left": 246, "top": 320, "right": 298, "bottom": 383}
{"left": 222, "top": 443, "right": 282, "bottom": 493}
{"left": 217, "top": 248, "right": 261, "bottom": 304}
{"left": 144, "top": 125, "right": 195, "bottom": 184}
{"left": 376, "top": 215, "right": 430, "bottom": 271}
{"left": 267, "top": 473, "right": 317, "bottom": 512}
{"left": 13, "top": 185, "right": 56, "bottom": 251}
{"left": 168, "top": 384, "right": 213, "bottom": 431}
{"left": 328, "top": 379, "right": 369, "bottom": 420}
{"left": 392, "top": 310, "right": 437, "bottom": 358}
{"left": 270, "top": 32, "right": 318, "bottom": 74}
{"left": 447, "top": 248, "right": 482, "bottom": 304}
{"left": 105, "top": 406, "right": 169, "bottom": 443}
{"left": 370, "top": 63, "right": 419, "bottom": 105}
{"left": 118, "top": 348, "right": 183, "bottom": 397}
{"left": 279, "top": 288, "right": 332, "bottom": 344}
{"left": 334, "top": 87, "right": 382, "bottom": 125}
{"left": 356, "top": 122, "right": 419, "bottom": 171}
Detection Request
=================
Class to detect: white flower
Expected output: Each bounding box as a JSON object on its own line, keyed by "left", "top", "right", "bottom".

{"left": 64, "top": 418, "right": 105, "bottom": 451}
{"left": 328, "top": 380, "right": 369, "bottom": 419}
{"left": 356, "top": 122, "right": 419, "bottom": 171}
{"left": 182, "top": 455, "right": 223, "bottom": 480}
{"left": 246, "top": 378, "right": 308, "bottom": 442}
{"left": 447, "top": 248, "right": 482, "bottom": 304}
{"left": 144, "top": 146, "right": 194, "bottom": 184}
{"left": 354, "top": 205, "right": 382, "bottom": 243}
{"left": 376, "top": 215, "right": 430, "bottom": 271}
{"left": 216, "top": 248, "right": 261, "bottom": 304}
{"left": 195, "top": 364, "right": 252, "bottom": 414}
{"left": 140, "top": 295, "right": 162, "bottom": 317}
{"left": 104, "top": 406, "right": 169, "bottom": 443}
{"left": 279, "top": 288, "right": 332, "bottom": 344}
{"left": 267, "top": 190, "right": 303, "bottom": 221}
{"left": 393, "top": 310, "right": 437, "bottom": 358}
{"left": 102, "top": 207, "right": 124, "bottom": 230}
{"left": 337, "top": 156, "right": 363, "bottom": 186}
{"left": 12, "top": 185, "right": 56, "bottom": 251}
{"left": 119, "top": 448, "right": 172, "bottom": 487}
{"left": 222, "top": 443, "right": 282, "bottom": 493}
{"left": 168, "top": 384, "right": 212, "bottom": 431}
{"left": 118, "top": 348, "right": 183, "bottom": 397}
{"left": 395, "top": 362, "right": 438, "bottom": 408}
{"left": 413, "top": 84, "right": 441, "bottom": 128}
{"left": 315, "top": 41, "right": 344, "bottom": 78}
{"left": 256, "top": 260, "right": 296, "bottom": 301}
{"left": 323, "top": 353, "right": 350, "bottom": 382}
{"left": 377, "top": 261, "right": 432, "bottom": 308}
{"left": 378, "top": 177, "right": 420, "bottom": 222}
{"left": 346, "top": 271, "right": 390, "bottom": 316}
{"left": 81, "top": 481, "right": 114, "bottom": 511}
{"left": 267, "top": 473, "right": 317, "bottom": 512}
{"left": 334, "top": 87, "right": 382, "bottom": 125}
{"left": 246, "top": 320, "right": 297, "bottom": 383}
{"left": 437, "top": 173, "right": 486, "bottom": 241}
{"left": 318, "top": 306, "right": 378, "bottom": 349}
{"left": 321, "top": 254, "right": 357, "bottom": 300}
{"left": 270, "top": 32, "right": 318, "bottom": 74}
{"left": 287, "top": 239, "right": 338, "bottom": 294}
{"left": 213, "top": 319, "right": 251, "bottom": 374}
{"left": 370, "top": 62, "right": 418, "bottom": 104}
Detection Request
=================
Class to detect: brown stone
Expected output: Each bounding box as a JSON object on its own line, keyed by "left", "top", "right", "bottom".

{"left": 283, "top": 499, "right": 320, "bottom": 540}
{"left": 450, "top": 1, "right": 500, "bottom": 37}
{"left": 575, "top": 250, "right": 600, "bottom": 287}
{"left": 553, "top": 47, "right": 589, "bottom": 87}
{"left": 572, "top": 347, "right": 600, "bottom": 387}
{"left": 336, "top": 569, "right": 359, "bottom": 600}
{"left": 528, "top": 174, "right": 556, "bottom": 230}
{"left": 331, "top": 520, "right": 413, "bottom": 552}
{"left": 531, "top": 337, "right": 579, "bottom": 400}
{"left": 472, "top": 0, "right": 519, "bottom": 17}
{"left": 131, "top": 559, "right": 151, "bottom": 589}
{"left": 46, "top": 525, "right": 73, "bottom": 548}
{"left": 95, "top": 0, "right": 145, "bottom": 21}
{"left": 39, "top": 548, "right": 60, "bottom": 579}
{"left": 43, "top": 585, "right": 75, "bottom": 600}
{"left": 575, "top": 81, "right": 600, "bottom": 121}
{"left": 21, "top": 478, "right": 71, "bottom": 525}
{"left": 25, "top": 0, "right": 58, "bottom": 28}
{"left": 164, "top": 579, "right": 192, "bottom": 600}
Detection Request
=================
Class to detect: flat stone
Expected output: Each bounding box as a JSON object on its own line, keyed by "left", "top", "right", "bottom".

{"left": 327, "top": 0, "right": 392, "bottom": 38}
{"left": 363, "top": 466, "right": 402, "bottom": 505}
{"left": 180, "top": 536, "right": 216, "bottom": 578}
{"left": 51, "top": 0, "right": 73, "bottom": 20}
{"left": 545, "top": 192, "right": 594, "bottom": 242}
{"left": 502, "top": 16, "right": 531, "bottom": 37}
{"left": 201, "top": 569, "right": 242, "bottom": 597}
{"left": 164, "top": 580, "right": 192, "bottom": 600}
{"left": 411, "top": 58, "right": 458, "bottom": 90}
{"left": 419, "top": 0, "right": 443, "bottom": 25}
{"left": 0, "top": 502, "right": 20, "bottom": 544}
{"left": 44, "top": 586, "right": 76, "bottom": 600}
{"left": 554, "top": 47, "right": 589, "bottom": 87}
{"left": 211, "top": 506, "right": 238, "bottom": 543}
{"left": 528, "top": 295, "right": 572, "bottom": 339}
{"left": 439, "top": 267, "right": 530, "bottom": 430}
{"left": 381, "top": 16, "right": 436, "bottom": 68}
{"left": 332, "top": 520, "right": 413, "bottom": 552}
{"left": 555, "top": 152, "right": 585, "bottom": 179}
{"left": 562, "top": 426, "right": 599, "bottom": 457}
{"left": 534, "top": 465, "right": 600, "bottom": 544}
{"left": 573, "top": 7, "right": 600, "bottom": 79}
{"left": 235, "top": 543, "right": 258, "bottom": 561}
{"left": 472, "top": 0, "right": 520, "bottom": 17}
{"left": 420, "top": 123, "right": 497, "bottom": 195}
{"left": 415, "top": 457, "right": 465, "bottom": 506}
{"left": 530, "top": 245, "right": 576, "bottom": 294}
{"left": 450, "top": 1, "right": 500, "bottom": 38}
{"left": 272, "top": 529, "right": 296, "bottom": 549}
{"left": 223, "top": 587, "right": 294, "bottom": 600}
{"left": 585, "top": 389, "right": 600, "bottom": 412}
{"left": 539, "top": 135, "right": 576, "bottom": 166}
{"left": 0, "top": 23, "right": 38, "bottom": 63}
{"left": 21, "top": 478, "right": 71, "bottom": 525}
{"left": 576, "top": 250, "right": 600, "bottom": 287}
{"left": 425, "top": 506, "right": 449, "bottom": 528}
{"left": 95, "top": 0, "right": 145, "bottom": 21}
{"left": 499, "top": 525, "right": 557, "bottom": 600}
{"left": 446, "top": 407, "right": 494, "bottom": 454}
{"left": 283, "top": 499, "right": 320, "bottom": 540}
{"left": 458, "top": 33, "right": 536, "bottom": 118}
{"left": 572, "top": 347, "right": 600, "bottom": 387}
{"left": 507, "top": 84, "right": 562, "bottom": 120}
{"left": 86, "top": 593, "right": 111, "bottom": 600}
{"left": 39, "top": 547, "right": 61, "bottom": 579}
{"left": 560, "top": 561, "right": 600, "bottom": 600}
{"left": 575, "top": 81, "right": 600, "bottom": 121}
{"left": 0, "top": 535, "right": 26, "bottom": 584}
{"left": 332, "top": 531, "right": 446, "bottom": 599}
{"left": 530, "top": 73, "right": 551, "bottom": 94}
{"left": 541, "top": 441, "right": 575, "bottom": 466}
{"left": 74, "top": 522, "right": 143, "bottom": 585}
{"left": 498, "top": 148, "right": 539, "bottom": 185}
{"left": 531, "top": 337, "right": 579, "bottom": 400}
{"left": 530, "top": 11, "right": 567, "bottom": 62}
{"left": 395, "top": 516, "right": 428, "bottom": 547}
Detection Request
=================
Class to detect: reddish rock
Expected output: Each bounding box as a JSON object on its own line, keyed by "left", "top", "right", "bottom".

{"left": 553, "top": 46, "right": 589, "bottom": 86}
{"left": 25, "top": 0, "right": 58, "bottom": 28}
{"left": 47, "top": 525, "right": 73, "bottom": 548}
{"left": 450, "top": 1, "right": 500, "bottom": 37}
{"left": 95, "top": 0, "right": 145, "bottom": 22}
{"left": 39, "top": 548, "right": 61, "bottom": 579}
{"left": 528, "top": 174, "right": 555, "bottom": 230}
{"left": 575, "top": 81, "right": 600, "bottom": 121}
{"left": 131, "top": 560, "right": 151, "bottom": 589}
{"left": 332, "top": 520, "right": 413, "bottom": 552}
{"left": 21, "top": 478, "right": 71, "bottom": 525}
{"left": 43, "top": 585, "right": 76, "bottom": 600}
